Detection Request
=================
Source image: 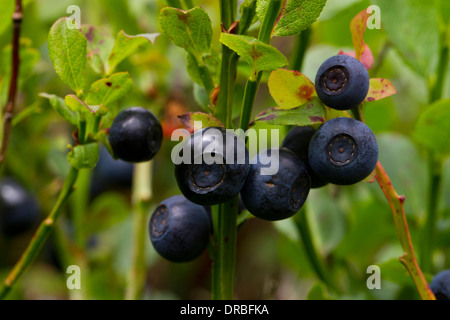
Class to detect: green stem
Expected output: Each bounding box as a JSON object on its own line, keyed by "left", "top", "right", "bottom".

{"left": 79, "top": 120, "right": 87, "bottom": 144}
{"left": 293, "top": 207, "right": 340, "bottom": 294}
{"left": 125, "top": 161, "right": 153, "bottom": 300}
{"left": 238, "top": 0, "right": 281, "bottom": 131}
{"left": 290, "top": 28, "right": 311, "bottom": 72}
{"left": 210, "top": 0, "right": 239, "bottom": 301}
{"left": 182, "top": 0, "right": 194, "bottom": 9}
{"left": 71, "top": 169, "right": 91, "bottom": 248}
{"left": 238, "top": 0, "right": 257, "bottom": 36}
{"left": 239, "top": 77, "right": 260, "bottom": 131}
{"left": 166, "top": 0, "right": 182, "bottom": 9}
{"left": 212, "top": 197, "right": 239, "bottom": 300}
{"left": 0, "top": 167, "right": 79, "bottom": 299}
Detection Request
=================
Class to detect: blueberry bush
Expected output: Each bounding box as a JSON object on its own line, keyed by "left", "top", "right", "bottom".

{"left": 0, "top": 0, "right": 449, "bottom": 301}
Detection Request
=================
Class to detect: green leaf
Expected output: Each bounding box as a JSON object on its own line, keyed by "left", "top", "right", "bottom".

{"left": 48, "top": 18, "right": 87, "bottom": 95}
{"left": 159, "top": 7, "right": 212, "bottom": 59}
{"left": 82, "top": 25, "right": 115, "bottom": 75}
{"left": 39, "top": 93, "right": 78, "bottom": 125}
{"left": 251, "top": 97, "right": 326, "bottom": 127}
{"left": 65, "top": 94, "right": 107, "bottom": 117}
{"left": 0, "top": 0, "right": 14, "bottom": 36}
{"left": 186, "top": 50, "right": 220, "bottom": 86}
{"left": 267, "top": 68, "right": 316, "bottom": 109}
{"left": 307, "top": 283, "right": 334, "bottom": 300}
{"left": 256, "top": 0, "right": 327, "bottom": 37}
{"left": 107, "top": 31, "right": 159, "bottom": 75}
{"left": 85, "top": 192, "right": 130, "bottom": 235}
{"left": 220, "top": 34, "right": 287, "bottom": 77}
{"left": 178, "top": 112, "right": 224, "bottom": 133}
{"left": 413, "top": 98, "right": 450, "bottom": 159}
{"left": 371, "top": 0, "right": 439, "bottom": 76}
{"left": 2, "top": 38, "right": 40, "bottom": 81}
{"left": 85, "top": 72, "right": 134, "bottom": 107}
{"left": 67, "top": 143, "right": 99, "bottom": 169}
{"left": 365, "top": 78, "right": 397, "bottom": 102}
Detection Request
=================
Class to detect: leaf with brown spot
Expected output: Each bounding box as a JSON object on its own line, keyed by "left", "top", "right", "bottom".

{"left": 268, "top": 68, "right": 316, "bottom": 109}
{"left": 365, "top": 78, "right": 397, "bottom": 102}
{"left": 82, "top": 25, "right": 115, "bottom": 75}
{"left": 159, "top": 7, "right": 212, "bottom": 58}
{"left": 86, "top": 72, "right": 134, "bottom": 107}
{"left": 220, "top": 34, "right": 287, "bottom": 76}
{"left": 252, "top": 97, "right": 325, "bottom": 127}
{"left": 178, "top": 112, "right": 224, "bottom": 134}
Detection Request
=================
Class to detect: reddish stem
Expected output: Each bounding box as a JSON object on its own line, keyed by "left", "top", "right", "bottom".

{"left": 0, "top": 0, "right": 23, "bottom": 167}
{"left": 374, "top": 161, "right": 435, "bottom": 300}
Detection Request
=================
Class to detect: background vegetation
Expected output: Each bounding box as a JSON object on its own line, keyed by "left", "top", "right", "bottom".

{"left": 0, "top": 0, "right": 448, "bottom": 300}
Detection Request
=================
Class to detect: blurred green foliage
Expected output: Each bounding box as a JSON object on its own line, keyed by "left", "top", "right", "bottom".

{"left": 0, "top": 0, "right": 448, "bottom": 300}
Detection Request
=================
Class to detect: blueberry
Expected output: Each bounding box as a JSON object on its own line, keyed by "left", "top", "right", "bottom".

{"left": 240, "top": 148, "right": 310, "bottom": 221}
{"left": 315, "top": 55, "right": 369, "bottom": 110}
{"left": 0, "top": 178, "right": 40, "bottom": 237}
{"left": 282, "top": 126, "right": 329, "bottom": 188}
{"left": 90, "top": 146, "right": 134, "bottom": 198}
{"left": 108, "top": 107, "right": 162, "bottom": 163}
{"left": 308, "top": 117, "right": 378, "bottom": 185}
{"left": 430, "top": 270, "right": 450, "bottom": 300}
{"left": 149, "top": 195, "right": 211, "bottom": 263}
{"left": 174, "top": 127, "right": 250, "bottom": 206}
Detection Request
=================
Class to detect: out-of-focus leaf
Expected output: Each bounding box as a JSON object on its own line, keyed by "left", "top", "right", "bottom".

{"left": 338, "top": 43, "right": 373, "bottom": 70}
{"left": 85, "top": 192, "right": 130, "bottom": 235}
{"left": 107, "top": 31, "right": 159, "bottom": 74}
{"left": 376, "top": 133, "right": 427, "bottom": 217}
{"left": 307, "top": 282, "right": 334, "bottom": 300}
{"left": 413, "top": 99, "right": 450, "bottom": 160}
{"left": 268, "top": 68, "right": 316, "bottom": 109}
{"left": 365, "top": 78, "right": 397, "bottom": 102}
{"left": 349, "top": 9, "right": 371, "bottom": 60}
{"left": 371, "top": 0, "right": 439, "bottom": 76}
{"left": 0, "top": 0, "right": 14, "bottom": 36}
{"left": 48, "top": 18, "right": 87, "bottom": 95}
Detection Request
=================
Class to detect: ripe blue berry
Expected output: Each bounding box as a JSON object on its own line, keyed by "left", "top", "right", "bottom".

{"left": 108, "top": 107, "right": 162, "bottom": 163}
{"left": 430, "top": 270, "right": 450, "bottom": 300}
{"left": 91, "top": 146, "right": 134, "bottom": 197}
{"left": 0, "top": 178, "right": 40, "bottom": 237}
{"left": 174, "top": 127, "right": 250, "bottom": 206}
{"left": 282, "top": 126, "right": 328, "bottom": 188}
{"left": 315, "top": 55, "right": 369, "bottom": 110}
{"left": 240, "top": 148, "right": 310, "bottom": 221}
{"left": 149, "top": 195, "right": 211, "bottom": 263}
{"left": 308, "top": 117, "right": 378, "bottom": 185}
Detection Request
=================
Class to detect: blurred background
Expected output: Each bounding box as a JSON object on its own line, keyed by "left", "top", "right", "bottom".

{"left": 0, "top": 0, "right": 448, "bottom": 300}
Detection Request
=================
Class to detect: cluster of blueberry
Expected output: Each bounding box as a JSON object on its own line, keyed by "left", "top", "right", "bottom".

{"left": 144, "top": 54, "right": 380, "bottom": 263}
